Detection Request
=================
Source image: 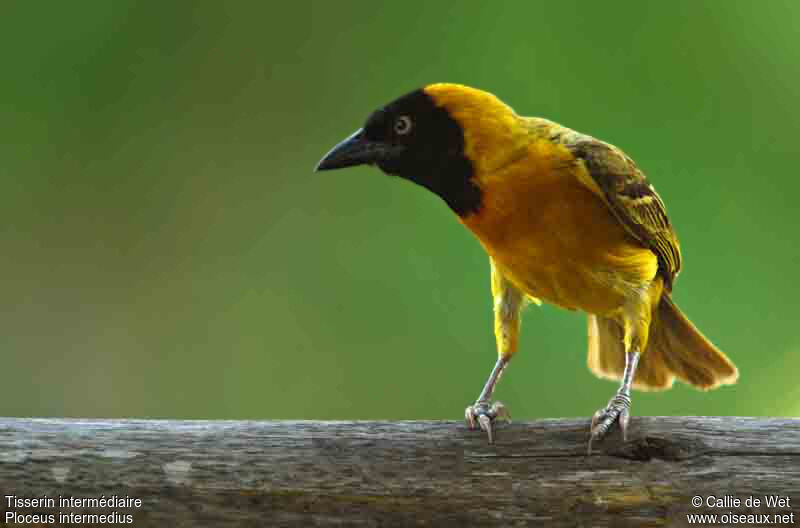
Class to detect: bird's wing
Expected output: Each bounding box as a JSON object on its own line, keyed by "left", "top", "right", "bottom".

{"left": 564, "top": 135, "right": 682, "bottom": 289}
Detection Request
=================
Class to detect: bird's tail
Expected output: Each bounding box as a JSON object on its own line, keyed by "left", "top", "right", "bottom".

{"left": 587, "top": 294, "right": 739, "bottom": 391}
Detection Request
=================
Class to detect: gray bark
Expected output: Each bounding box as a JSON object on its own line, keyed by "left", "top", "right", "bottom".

{"left": 1, "top": 417, "right": 799, "bottom": 527}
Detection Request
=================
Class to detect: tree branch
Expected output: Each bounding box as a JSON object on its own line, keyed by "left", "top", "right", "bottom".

{"left": 1, "top": 417, "right": 799, "bottom": 526}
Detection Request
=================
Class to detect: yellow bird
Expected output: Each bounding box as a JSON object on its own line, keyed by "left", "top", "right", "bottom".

{"left": 316, "top": 83, "right": 738, "bottom": 448}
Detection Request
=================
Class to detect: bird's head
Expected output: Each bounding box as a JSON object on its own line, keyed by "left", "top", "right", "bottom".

{"left": 315, "top": 83, "right": 520, "bottom": 217}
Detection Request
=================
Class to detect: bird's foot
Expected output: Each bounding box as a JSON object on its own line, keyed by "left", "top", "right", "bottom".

{"left": 588, "top": 391, "right": 631, "bottom": 454}
{"left": 465, "top": 400, "right": 510, "bottom": 444}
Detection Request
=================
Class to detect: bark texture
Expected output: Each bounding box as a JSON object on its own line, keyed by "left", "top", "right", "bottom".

{"left": 1, "top": 417, "right": 798, "bottom": 527}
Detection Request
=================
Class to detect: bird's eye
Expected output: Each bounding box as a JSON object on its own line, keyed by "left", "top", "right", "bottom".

{"left": 394, "top": 115, "right": 413, "bottom": 136}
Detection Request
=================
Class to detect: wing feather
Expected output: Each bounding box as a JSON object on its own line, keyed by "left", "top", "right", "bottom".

{"left": 564, "top": 135, "right": 682, "bottom": 289}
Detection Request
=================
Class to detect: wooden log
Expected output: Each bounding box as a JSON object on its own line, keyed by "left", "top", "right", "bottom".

{"left": 1, "top": 417, "right": 798, "bottom": 526}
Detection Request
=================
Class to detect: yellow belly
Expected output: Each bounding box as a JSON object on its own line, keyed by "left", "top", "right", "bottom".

{"left": 461, "top": 154, "right": 658, "bottom": 315}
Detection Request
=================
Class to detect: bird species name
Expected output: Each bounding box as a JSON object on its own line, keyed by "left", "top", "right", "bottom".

{"left": 5, "top": 494, "right": 142, "bottom": 508}
{"left": 4, "top": 494, "right": 141, "bottom": 525}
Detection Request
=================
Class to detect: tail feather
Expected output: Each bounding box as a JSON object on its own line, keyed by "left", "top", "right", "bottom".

{"left": 587, "top": 295, "right": 738, "bottom": 391}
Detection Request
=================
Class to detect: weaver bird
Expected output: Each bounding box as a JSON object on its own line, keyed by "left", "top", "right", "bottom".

{"left": 315, "top": 84, "right": 738, "bottom": 448}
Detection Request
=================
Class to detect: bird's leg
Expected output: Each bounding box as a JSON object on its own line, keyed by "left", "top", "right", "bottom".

{"left": 588, "top": 347, "right": 640, "bottom": 453}
{"left": 465, "top": 358, "right": 512, "bottom": 443}
{"left": 465, "top": 260, "right": 523, "bottom": 443}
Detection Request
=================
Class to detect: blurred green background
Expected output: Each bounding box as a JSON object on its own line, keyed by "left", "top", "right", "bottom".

{"left": 2, "top": 1, "right": 798, "bottom": 421}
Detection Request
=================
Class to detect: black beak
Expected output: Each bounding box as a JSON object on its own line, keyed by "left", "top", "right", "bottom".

{"left": 315, "top": 129, "right": 401, "bottom": 171}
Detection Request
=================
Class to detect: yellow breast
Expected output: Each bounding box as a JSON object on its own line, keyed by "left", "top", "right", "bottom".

{"left": 461, "top": 139, "right": 658, "bottom": 315}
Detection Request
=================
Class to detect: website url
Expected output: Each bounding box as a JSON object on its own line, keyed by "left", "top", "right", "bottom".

{"left": 687, "top": 512, "right": 795, "bottom": 525}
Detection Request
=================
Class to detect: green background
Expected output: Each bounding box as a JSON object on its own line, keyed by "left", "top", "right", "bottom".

{"left": 3, "top": 1, "right": 798, "bottom": 422}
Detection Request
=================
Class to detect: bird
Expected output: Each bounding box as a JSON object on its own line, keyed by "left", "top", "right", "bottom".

{"left": 315, "top": 83, "right": 738, "bottom": 449}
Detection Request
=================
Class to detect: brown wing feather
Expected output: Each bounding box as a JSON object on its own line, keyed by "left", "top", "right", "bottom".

{"left": 565, "top": 135, "right": 682, "bottom": 289}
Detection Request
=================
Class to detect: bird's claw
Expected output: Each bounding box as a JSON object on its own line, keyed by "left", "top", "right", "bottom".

{"left": 465, "top": 401, "right": 511, "bottom": 444}
{"left": 588, "top": 392, "right": 631, "bottom": 454}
